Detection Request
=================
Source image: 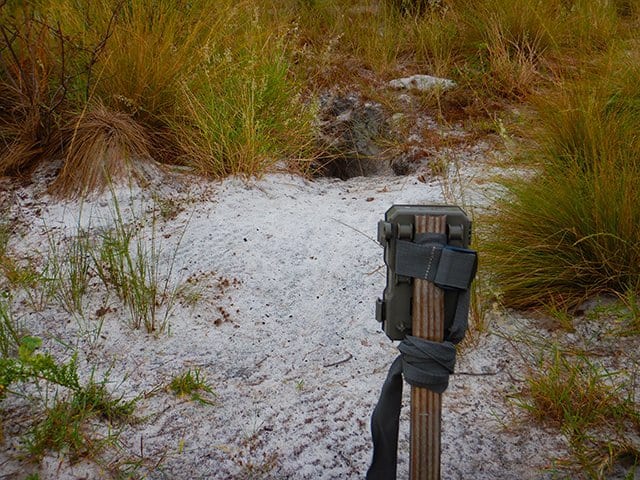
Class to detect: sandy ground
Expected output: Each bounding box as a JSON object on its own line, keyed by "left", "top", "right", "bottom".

{"left": 0, "top": 152, "right": 580, "bottom": 479}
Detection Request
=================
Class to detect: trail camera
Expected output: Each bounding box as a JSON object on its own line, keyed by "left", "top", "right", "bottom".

{"left": 376, "top": 205, "right": 476, "bottom": 341}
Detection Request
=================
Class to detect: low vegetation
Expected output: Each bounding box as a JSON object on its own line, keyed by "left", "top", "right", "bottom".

{"left": 0, "top": 322, "right": 136, "bottom": 463}
{"left": 0, "top": 193, "right": 186, "bottom": 472}
{"left": 92, "top": 194, "right": 186, "bottom": 333}
{"left": 1, "top": 0, "right": 639, "bottom": 477}
{"left": 169, "top": 368, "right": 216, "bottom": 405}
{"left": 511, "top": 314, "right": 640, "bottom": 477}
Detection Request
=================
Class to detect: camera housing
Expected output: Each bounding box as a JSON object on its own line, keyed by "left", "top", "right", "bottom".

{"left": 376, "top": 205, "right": 473, "bottom": 340}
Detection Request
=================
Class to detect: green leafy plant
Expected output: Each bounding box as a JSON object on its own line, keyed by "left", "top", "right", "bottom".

{"left": 25, "top": 377, "right": 136, "bottom": 460}
{"left": 1, "top": 332, "right": 136, "bottom": 462}
{"left": 0, "top": 336, "right": 81, "bottom": 400}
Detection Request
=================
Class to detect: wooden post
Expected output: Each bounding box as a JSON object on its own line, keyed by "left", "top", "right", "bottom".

{"left": 410, "top": 215, "right": 446, "bottom": 480}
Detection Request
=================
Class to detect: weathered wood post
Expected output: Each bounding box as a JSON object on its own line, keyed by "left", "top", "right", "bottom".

{"left": 410, "top": 215, "right": 446, "bottom": 480}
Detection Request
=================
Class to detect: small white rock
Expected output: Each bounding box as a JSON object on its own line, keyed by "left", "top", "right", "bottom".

{"left": 388, "top": 74, "right": 456, "bottom": 92}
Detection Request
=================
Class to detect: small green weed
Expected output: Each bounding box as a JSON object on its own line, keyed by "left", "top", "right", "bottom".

{"left": 169, "top": 368, "right": 216, "bottom": 405}
{"left": 0, "top": 293, "right": 20, "bottom": 357}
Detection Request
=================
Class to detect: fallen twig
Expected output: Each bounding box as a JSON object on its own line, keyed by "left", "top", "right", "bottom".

{"left": 324, "top": 353, "right": 353, "bottom": 368}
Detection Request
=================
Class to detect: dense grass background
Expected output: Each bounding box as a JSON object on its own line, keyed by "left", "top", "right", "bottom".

{"left": 2, "top": 1, "right": 640, "bottom": 475}
{"left": 0, "top": 0, "right": 317, "bottom": 193}
{"left": 1, "top": 0, "right": 639, "bottom": 310}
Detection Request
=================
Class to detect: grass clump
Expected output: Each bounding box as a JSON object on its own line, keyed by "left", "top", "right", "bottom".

{"left": 516, "top": 345, "right": 640, "bottom": 477}
{"left": 169, "top": 368, "right": 216, "bottom": 405}
{"left": 52, "top": 105, "right": 153, "bottom": 197}
{"left": 93, "top": 194, "right": 184, "bottom": 334}
{"left": 2, "top": 189, "right": 186, "bottom": 334}
{"left": 45, "top": 229, "right": 93, "bottom": 317}
{"left": 0, "top": 293, "right": 20, "bottom": 359}
{"left": 482, "top": 56, "right": 640, "bottom": 309}
{"left": 79, "top": 0, "right": 213, "bottom": 121}
{"left": 177, "top": 23, "right": 316, "bottom": 177}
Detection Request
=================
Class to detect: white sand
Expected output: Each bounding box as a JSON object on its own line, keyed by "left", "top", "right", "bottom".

{"left": 1, "top": 160, "right": 570, "bottom": 479}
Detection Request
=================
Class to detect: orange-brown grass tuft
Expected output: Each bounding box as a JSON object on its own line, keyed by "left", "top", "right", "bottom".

{"left": 52, "top": 105, "right": 151, "bottom": 196}
{"left": 0, "top": 14, "right": 61, "bottom": 176}
{"left": 0, "top": 116, "right": 47, "bottom": 177}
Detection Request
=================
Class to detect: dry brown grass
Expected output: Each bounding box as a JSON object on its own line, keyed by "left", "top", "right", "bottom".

{"left": 0, "top": 17, "right": 60, "bottom": 176}
{"left": 0, "top": 118, "right": 47, "bottom": 177}
{"left": 52, "top": 105, "right": 151, "bottom": 196}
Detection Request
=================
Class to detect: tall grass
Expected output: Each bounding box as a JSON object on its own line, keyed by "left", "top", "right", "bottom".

{"left": 0, "top": 5, "right": 63, "bottom": 175}
{"left": 3, "top": 0, "right": 637, "bottom": 192}
{"left": 1, "top": 0, "right": 638, "bottom": 307}
{"left": 411, "top": 9, "right": 461, "bottom": 78}
{"left": 177, "top": 39, "right": 316, "bottom": 176}
{"left": 0, "top": 0, "right": 317, "bottom": 191}
{"left": 482, "top": 52, "right": 640, "bottom": 309}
